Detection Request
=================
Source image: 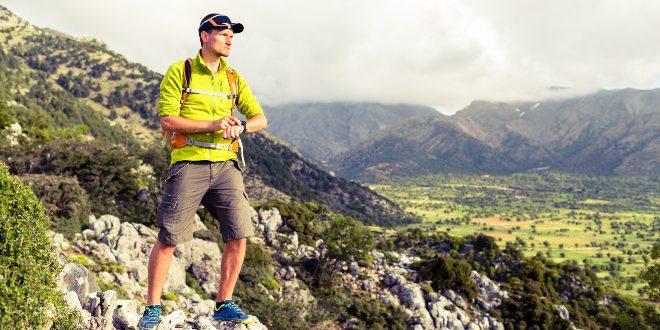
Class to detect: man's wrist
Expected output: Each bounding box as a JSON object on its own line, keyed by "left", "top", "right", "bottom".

{"left": 241, "top": 120, "right": 248, "bottom": 133}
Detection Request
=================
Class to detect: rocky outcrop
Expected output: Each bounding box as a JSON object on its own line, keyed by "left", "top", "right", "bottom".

{"left": 52, "top": 205, "right": 580, "bottom": 329}
{"left": 52, "top": 213, "right": 271, "bottom": 329}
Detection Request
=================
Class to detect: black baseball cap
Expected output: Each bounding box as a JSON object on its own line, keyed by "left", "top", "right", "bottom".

{"left": 198, "top": 14, "right": 244, "bottom": 34}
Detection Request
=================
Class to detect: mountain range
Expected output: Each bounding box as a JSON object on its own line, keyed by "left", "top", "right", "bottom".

{"left": 266, "top": 90, "right": 660, "bottom": 181}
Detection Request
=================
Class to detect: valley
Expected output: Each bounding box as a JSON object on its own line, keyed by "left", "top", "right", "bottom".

{"left": 371, "top": 172, "right": 659, "bottom": 301}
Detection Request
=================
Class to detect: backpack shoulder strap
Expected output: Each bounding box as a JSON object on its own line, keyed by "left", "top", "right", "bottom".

{"left": 163, "top": 58, "right": 193, "bottom": 149}
{"left": 180, "top": 58, "right": 193, "bottom": 110}
{"left": 226, "top": 67, "right": 238, "bottom": 110}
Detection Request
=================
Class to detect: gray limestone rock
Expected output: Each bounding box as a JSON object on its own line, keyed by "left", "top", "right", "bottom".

{"left": 470, "top": 270, "right": 508, "bottom": 311}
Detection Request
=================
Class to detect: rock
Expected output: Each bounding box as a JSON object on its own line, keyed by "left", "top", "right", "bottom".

{"left": 444, "top": 290, "right": 468, "bottom": 310}
{"left": 86, "top": 290, "right": 118, "bottom": 330}
{"left": 466, "top": 322, "right": 480, "bottom": 330}
{"left": 49, "top": 231, "right": 71, "bottom": 252}
{"left": 259, "top": 208, "right": 282, "bottom": 233}
{"left": 394, "top": 283, "right": 434, "bottom": 329}
{"left": 288, "top": 232, "right": 299, "bottom": 250}
{"left": 349, "top": 261, "right": 359, "bottom": 276}
{"left": 114, "top": 222, "right": 142, "bottom": 259}
{"left": 278, "top": 266, "right": 296, "bottom": 280}
{"left": 426, "top": 294, "right": 467, "bottom": 329}
{"left": 471, "top": 271, "right": 508, "bottom": 311}
{"left": 383, "top": 273, "right": 407, "bottom": 287}
{"left": 57, "top": 262, "right": 94, "bottom": 305}
{"left": 89, "top": 214, "right": 122, "bottom": 246}
{"left": 98, "top": 271, "right": 114, "bottom": 284}
{"left": 556, "top": 304, "right": 570, "bottom": 321}
{"left": 273, "top": 251, "right": 292, "bottom": 265}
{"left": 193, "top": 213, "right": 208, "bottom": 232}
{"left": 157, "top": 310, "right": 187, "bottom": 329}
{"left": 113, "top": 299, "right": 141, "bottom": 329}
{"left": 175, "top": 239, "right": 222, "bottom": 293}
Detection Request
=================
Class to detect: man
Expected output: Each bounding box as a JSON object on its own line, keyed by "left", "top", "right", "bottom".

{"left": 138, "top": 13, "right": 267, "bottom": 329}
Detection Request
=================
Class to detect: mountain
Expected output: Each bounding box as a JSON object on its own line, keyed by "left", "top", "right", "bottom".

{"left": 327, "top": 90, "right": 659, "bottom": 180}
{"left": 264, "top": 102, "right": 438, "bottom": 163}
{"left": 0, "top": 5, "right": 411, "bottom": 226}
{"left": 329, "top": 115, "right": 519, "bottom": 180}
{"left": 455, "top": 89, "right": 660, "bottom": 175}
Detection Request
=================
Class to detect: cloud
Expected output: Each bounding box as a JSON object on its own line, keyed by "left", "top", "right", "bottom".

{"left": 3, "top": 0, "right": 660, "bottom": 114}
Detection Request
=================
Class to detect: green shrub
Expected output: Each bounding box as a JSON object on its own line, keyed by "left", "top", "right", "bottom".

{"left": 161, "top": 292, "right": 179, "bottom": 302}
{"left": 414, "top": 255, "right": 477, "bottom": 302}
{"left": 1, "top": 139, "right": 156, "bottom": 225}
{"left": 235, "top": 281, "right": 312, "bottom": 330}
{"left": 240, "top": 242, "right": 276, "bottom": 287}
{"left": 20, "top": 174, "right": 90, "bottom": 239}
{"left": 185, "top": 273, "right": 210, "bottom": 299}
{"left": 324, "top": 215, "right": 375, "bottom": 261}
{"left": 0, "top": 162, "right": 79, "bottom": 328}
{"left": 259, "top": 200, "right": 328, "bottom": 246}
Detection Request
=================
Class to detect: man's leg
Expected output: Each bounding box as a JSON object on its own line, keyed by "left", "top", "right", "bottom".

{"left": 203, "top": 161, "right": 255, "bottom": 322}
{"left": 146, "top": 240, "right": 176, "bottom": 305}
{"left": 216, "top": 237, "right": 247, "bottom": 301}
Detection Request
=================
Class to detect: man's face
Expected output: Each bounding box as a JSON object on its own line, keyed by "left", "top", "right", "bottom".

{"left": 202, "top": 28, "right": 234, "bottom": 57}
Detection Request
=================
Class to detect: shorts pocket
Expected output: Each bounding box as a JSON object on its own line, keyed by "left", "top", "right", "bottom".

{"left": 230, "top": 159, "right": 244, "bottom": 174}
{"left": 164, "top": 162, "right": 189, "bottom": 183}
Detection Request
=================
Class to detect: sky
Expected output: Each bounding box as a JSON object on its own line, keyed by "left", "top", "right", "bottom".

{"left": 3, "top": 0, "right": 660, "bottom": 114}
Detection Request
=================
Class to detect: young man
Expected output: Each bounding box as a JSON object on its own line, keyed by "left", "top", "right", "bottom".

{"left": 139, "top": 13, "right": 267, "bottom": 329}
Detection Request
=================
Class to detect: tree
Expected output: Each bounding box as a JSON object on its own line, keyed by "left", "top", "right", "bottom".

{"left": 639, "top": 242, "right": 660, "bottom": 300}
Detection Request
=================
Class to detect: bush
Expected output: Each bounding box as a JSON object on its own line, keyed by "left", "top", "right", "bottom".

{"left": 0, "top": 162, "right": 79, "bottom": 328}
{"left": 20, "top": 174, "right": 90, "bottom": 239}
{"left": 324, "top": 215, "right": 375, "bottom": 262}
{"left": 1, "top": 139, "right": 156, "bottom": 225}
{"left": 240, "top": 242, "right": 278, "bottom": 291}
{"left": 414, "top": 255, "right": 477, "bottom": 302}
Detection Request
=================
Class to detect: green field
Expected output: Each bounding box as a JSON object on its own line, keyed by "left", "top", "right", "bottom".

{"left": 370, "top": 172, "right": 659, "bottom": 300}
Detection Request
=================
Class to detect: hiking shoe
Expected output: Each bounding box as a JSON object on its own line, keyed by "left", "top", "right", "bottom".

{"left": 138, "top": 305, "right": 163, "bottom": 330}
{"left": 213, "top": 300, "right": 253, "bottom": 324}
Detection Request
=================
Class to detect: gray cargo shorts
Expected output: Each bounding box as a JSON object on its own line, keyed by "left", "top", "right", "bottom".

{"left": 156, "top": 159, "right": 254, "bottom": 246}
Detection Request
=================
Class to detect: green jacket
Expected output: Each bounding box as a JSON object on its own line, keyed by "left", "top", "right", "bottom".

{"left": 157, "top": 51, "right": 264, "bottom": 164}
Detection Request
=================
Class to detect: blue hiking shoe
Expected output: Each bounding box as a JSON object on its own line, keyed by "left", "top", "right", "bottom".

{"left": 213, "top": 300, "right": 253, "bottom": 324}
{"left": 138, "top": 305, "right": 162, "bottom": 330}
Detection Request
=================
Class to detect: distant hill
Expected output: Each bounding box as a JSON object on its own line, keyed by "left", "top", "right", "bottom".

{"left": 329, "top": 115, "right": 518, "bottom": 180}
{"left": 0, "top": 5, "right": 412, "bottom": 226}
{"left": 323, "top": 90, "right": 660, "bottom": 180}
{"left": 265, "top": 102, "right": 438, "bottom": 163}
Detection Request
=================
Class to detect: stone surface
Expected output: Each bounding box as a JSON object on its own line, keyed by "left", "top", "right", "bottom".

{"left": 52, "top": 207, "right": 516, "bottom": 329}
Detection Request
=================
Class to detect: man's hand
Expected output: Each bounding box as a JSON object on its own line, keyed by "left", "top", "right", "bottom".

{"left": 211, "top": 115, "right": 241, "bottom": 131}
{"left": 223, "top": 124, "right": 244, "bottom": 139}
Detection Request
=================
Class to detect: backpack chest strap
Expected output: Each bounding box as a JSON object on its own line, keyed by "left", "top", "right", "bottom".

{"left": 183, "top": 88, "right": 237, "bottom": 99}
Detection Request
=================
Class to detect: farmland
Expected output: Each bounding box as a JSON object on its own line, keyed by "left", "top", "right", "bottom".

{"left": 370, "top": 172, "right": 659, "bottom": 299}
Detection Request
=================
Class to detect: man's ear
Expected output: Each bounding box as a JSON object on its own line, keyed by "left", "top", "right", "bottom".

{"left": 200, "top": 30, "right": 209, "bottom": 43}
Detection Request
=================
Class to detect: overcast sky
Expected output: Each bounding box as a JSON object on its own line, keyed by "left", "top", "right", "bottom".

{"left": 3, "top": 0, "right": 660, "bottom": 114}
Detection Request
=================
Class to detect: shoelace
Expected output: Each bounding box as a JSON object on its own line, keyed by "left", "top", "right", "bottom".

{"left": 145, "top": 306, "right": 162, "bottom": 318}
{"left": 223, "top": 301, "right": 243, "bottom": 314}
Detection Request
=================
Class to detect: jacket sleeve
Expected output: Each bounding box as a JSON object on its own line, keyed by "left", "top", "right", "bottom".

{"left": 157, "top": 62, "right": 183, "bottom": 117}
{"left": 235, "top": 70, "right": 264, "bottom": 119}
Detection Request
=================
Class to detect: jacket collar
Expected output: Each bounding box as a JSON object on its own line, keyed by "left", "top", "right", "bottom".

{"left": 194, "top": 49, "right": 227, "bottom": 74}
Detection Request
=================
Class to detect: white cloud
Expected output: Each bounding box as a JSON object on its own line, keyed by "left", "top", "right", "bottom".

{"left": 3, "top": 0, "right": 660, "bottom": 114}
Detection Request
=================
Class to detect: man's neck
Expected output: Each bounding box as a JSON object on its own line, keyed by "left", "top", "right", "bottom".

{"left": 200, "top": 48, "right": 222, "bottom": 74}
